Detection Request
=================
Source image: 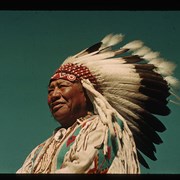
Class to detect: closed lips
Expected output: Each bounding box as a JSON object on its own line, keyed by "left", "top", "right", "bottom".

{"left": 51, "top": 101, "right": 65, "bottom": 111}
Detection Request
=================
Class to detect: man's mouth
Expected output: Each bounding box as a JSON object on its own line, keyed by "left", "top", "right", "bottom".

{"left": 51, "top": 101, "right": 64, "bottom": 112}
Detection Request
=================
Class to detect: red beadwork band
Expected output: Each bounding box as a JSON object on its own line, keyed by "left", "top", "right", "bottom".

{"left": 50, "top": 63, "right": 98, "bottom": 86}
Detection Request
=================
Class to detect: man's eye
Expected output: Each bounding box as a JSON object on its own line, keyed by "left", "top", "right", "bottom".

{"left": 58, "top": 84, "right": 69, "bottom": 88}
{"left": 48, "top": 89, "right": 54, "bottom": 94}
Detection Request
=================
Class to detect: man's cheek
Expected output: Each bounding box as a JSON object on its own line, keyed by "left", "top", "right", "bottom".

{"left": 47, "top": 96, "right": 53, "bottom": 112}
{"left": 47, "top": 96, "right": 51, "bottom": 105}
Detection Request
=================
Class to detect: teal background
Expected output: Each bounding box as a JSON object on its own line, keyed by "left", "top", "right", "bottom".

{"left": 0, "top": 11, "right": 179, "bottom": 174}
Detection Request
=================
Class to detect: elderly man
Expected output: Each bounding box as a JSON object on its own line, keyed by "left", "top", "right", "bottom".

{"left": 17, "top": 34, "right": 179, "bottom": 173}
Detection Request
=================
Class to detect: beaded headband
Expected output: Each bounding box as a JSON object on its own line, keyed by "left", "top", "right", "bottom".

{"left": 50, "top": 63, "right": 98, "bottom": 87}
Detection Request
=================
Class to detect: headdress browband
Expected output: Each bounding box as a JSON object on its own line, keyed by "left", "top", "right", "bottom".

{"left": 50, "top": 63, "right": 98, "bottom": 87}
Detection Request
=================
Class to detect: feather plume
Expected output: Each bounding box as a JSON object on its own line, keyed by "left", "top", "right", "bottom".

{"left": 114, "top": 48, "right": 129, "bottom": 56}
{"left": 85, "top": 42, "right": 102, "bottom": 54}
{"left": 165, "top": 76, "right": 180, "bottom": 89}
{"left": 122, "top": 109, "right": 163, "bottom": 144}
{"left": 123, "top": 40, "right": 144, "bottom": 51}
{"left": 122, "top": 55, "right": 144, "bottom": 63}
{"left": 75, "top": 51, "right": 115, "bottom": 64}
{"left": 101, "top": 33, "right": 124, "bottom": 47}
{"left": 143, "top": 51, "right": 160, "bottom": 60}
{"left": 133, "top": 132, "right": 157, "bottom": 161}
{"left": 132, "top": 46, "right": 151, "bottom": 56}
{"left": 156, "top": 60, "right": 176, "bottom": 76}
{"left": 137, "top": 150, "right": 150, "bottom": 169}
{"left": 147, "top": 58, "right": 162, "bottom": 66}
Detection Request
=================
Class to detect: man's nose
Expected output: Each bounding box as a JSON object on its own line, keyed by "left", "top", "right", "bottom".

{"left": 51, "top": 87, "right": 62, "bottom": 99}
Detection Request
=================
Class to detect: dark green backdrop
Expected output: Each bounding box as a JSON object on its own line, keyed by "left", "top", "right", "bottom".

{"left": 0, "top": 11, "right": 179, "bottom": 173}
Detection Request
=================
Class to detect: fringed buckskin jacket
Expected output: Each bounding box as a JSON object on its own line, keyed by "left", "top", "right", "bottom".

{"left": 16, "top": 114, "right": 140, "bottom": 174}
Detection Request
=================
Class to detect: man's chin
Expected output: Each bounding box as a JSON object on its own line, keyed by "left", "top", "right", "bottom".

{"left": 52, "top": 108, "right": 70, "bottom": 123}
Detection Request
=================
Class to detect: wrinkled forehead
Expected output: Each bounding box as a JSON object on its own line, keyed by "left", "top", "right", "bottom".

{"left": 48, "top": 77, "right": 84, "bottom": 93}
{"left": 49, "top": 78, "right": 74, "bottom": 86}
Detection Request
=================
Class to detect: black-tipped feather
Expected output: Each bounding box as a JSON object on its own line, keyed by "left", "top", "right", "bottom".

{"left": 139, "top": 86, "right": 170, "bottom": 101}
{"left": 137, "top": 150, "right": 150, "bottom": 169}
{"left": 85, "top": 42, "right": 102, "bottom": 53}
{"left": 122, "top": 55, "right": 144, "bottom": 63}
{"left": 142, "top": 99, "right": 170, "bottom": 116}
{"left": 137, "top": 110, "right": 167, "bottom": 132}
{"left": 140, "top": 79, "right": 169, "bottom": 92}
{"left": 119, "top": 107, "right": 163, "bottom": 144}
{"left": 138, "top": 71, "right": 164, "bottom": 81}
{"left": 135, "top": 64, "right": 155, "bottom": 71}
{"left": 116, "top": 101, "right": 166, "bottom": 132}
{"left": 119, "top": 109, "right": 158, "bottom": 159}
{"left": 133, "top": 132, "right": 157, "bottom": 161}
{"left": 120, "top": 93, "right": 170, "bottom": 116}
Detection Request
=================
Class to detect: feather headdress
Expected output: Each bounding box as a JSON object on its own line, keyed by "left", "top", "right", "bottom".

{"left": 51, "top": 33, "right": 179, "bottom": 171}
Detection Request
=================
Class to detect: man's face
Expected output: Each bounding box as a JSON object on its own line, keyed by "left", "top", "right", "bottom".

{"left": 48, "top": 79, "right": 88, "bottom": 128}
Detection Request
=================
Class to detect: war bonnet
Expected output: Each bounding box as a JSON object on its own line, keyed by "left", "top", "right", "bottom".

{"left": 50, "top": 33, "right": 180, "bottom": 169}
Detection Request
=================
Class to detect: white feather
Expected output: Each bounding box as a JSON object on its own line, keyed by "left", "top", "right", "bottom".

{"left": 88, "top": 64, "right": 136, "bottom": 77}
{"left": 101, "top": 83, "right": 140, "bottom": 92}
{"left": 104, "top": 89, "right": 149, "bottom": 101}
{"left": 108, "top": 100, "right": 140, "bottom": 120}
{"left": 132, "top": 46, "right": 151, "bottom": 56}
{"left": 74, "top": 50, "right": 99, "bottom": 59}
{"left": 96, "top": 73, "right": 141, "bottom": 85}
{"left": 147, "top": 58, "right": 163, "bottom": 66}
{"left": 101, "top": 34, "right": 113, "bottom": 44}
{"left": 101, "top": 33, "right": 124, "bottom": 47}
{"left": 165, "top": 76, "right": 180, "bottom": 89}
{"left": 143, "top": 51, "right": 160, "bottom": 60}
{"left": 83, "top": 59, "right": 135, "bottom": 72}
{"left": 156, "top": 60, "right": 176, "bottom": 76}
{"left": 105, "top": 93, "right": 143, "bottom": 111}
{"left": 81, "top": 59, "right": 126, "bottom": 67}
{"left": 62, "top": 56, "right": 75, "bottom": 64}
{"left": 122, "top": 40, "right": 144, "bottom": 51}
{"left": 74, "top": 51, "right": 115, "bottom": 64}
